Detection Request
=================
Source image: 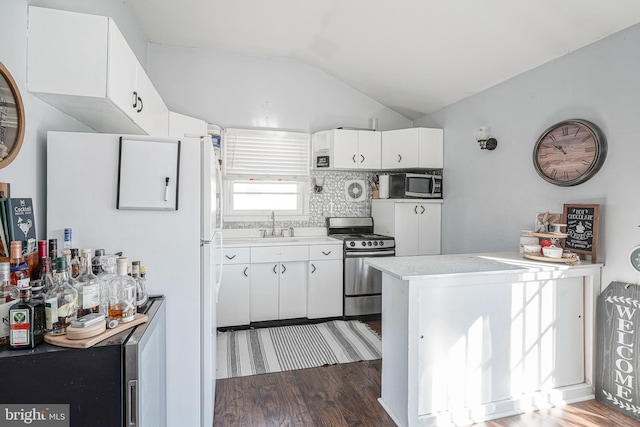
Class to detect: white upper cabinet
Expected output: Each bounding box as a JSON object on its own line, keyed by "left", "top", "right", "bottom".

{"left": 381, "top": 127, "right": 443, "bottom": 169}
{"left": 312, "top": 129, "right": 381, "bottom": 169}
{"left": 27, "top": 6, "right": 168, "bottom": 136}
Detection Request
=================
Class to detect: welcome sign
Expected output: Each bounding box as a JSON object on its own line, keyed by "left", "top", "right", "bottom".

{"left": 596, "top": 281, "right": 640, "bottom": 421}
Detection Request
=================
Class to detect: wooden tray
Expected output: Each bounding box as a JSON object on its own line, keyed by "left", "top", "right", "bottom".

{"left": 530, "top": 232, "right": 568, "bottom": 239}
{"left": 522, "top": 253, "right": 579, "bottom": 264}
{"left": 44, "top": 313, "right": 148, "bottom": 349}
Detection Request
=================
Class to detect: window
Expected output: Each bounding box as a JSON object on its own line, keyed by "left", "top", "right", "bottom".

{"left": 223, "top": 128, "right": 310, "bottom": 220}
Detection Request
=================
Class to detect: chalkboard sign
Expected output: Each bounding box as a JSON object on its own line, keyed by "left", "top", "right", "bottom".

{"left": 562, "top": 203, "right": 599, "bottom": 262}
{"left": 596, "top": 281, "right": 640, "bottom": 421}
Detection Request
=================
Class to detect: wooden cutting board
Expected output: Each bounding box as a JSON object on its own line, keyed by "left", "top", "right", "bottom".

{"left": 44, "top": 313, "right": 148, "bottom": 349}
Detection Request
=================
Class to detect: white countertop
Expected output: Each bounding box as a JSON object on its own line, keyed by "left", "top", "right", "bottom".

{"left": 222, "top": 228, "right": 342, "bottom": 247}
{"left": 366, "top": 251, "right": 603, "bottom": 280}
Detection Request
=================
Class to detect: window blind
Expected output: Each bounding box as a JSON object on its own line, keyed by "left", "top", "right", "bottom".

{"left": 223, "top": 128, "right": 310, "bottom": 177}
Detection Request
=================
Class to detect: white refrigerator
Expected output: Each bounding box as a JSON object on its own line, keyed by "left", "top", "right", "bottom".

{"left": 46, "top": 131, "right": 222, "bottom": 427}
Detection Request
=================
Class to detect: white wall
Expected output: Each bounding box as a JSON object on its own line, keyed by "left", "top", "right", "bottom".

{"left": 414, "top": 22, "right": 640, "bottom": 289}
{"left": 147, "top": 43, "right": 411, "bottom": 132}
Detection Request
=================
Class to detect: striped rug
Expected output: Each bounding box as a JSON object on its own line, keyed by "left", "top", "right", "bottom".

{"left": 216, "top": 320, "right": 382, "bottom": 379}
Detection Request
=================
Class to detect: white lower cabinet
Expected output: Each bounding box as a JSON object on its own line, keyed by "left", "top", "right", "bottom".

{"left": 372, "top": 200, "right": 442, "bottom": 256}
{"left": 217, "top": 248, "right": 251, "bottom": 328}
{"left": 250, "top": 245, "right": 309, "bottom": 322}
{"left": 307, "top": 245, "right": 343, "bottom": 319}
{"left": 217, "top": 264, "right": 250, "bottom": 328}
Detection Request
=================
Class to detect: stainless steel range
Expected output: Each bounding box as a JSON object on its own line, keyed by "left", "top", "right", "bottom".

{"left": 327, "top": 217, "right": 395, "bottom": 317}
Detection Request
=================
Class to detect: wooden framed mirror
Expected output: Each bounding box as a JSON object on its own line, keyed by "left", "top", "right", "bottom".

{"left": 0, "top": 61, "right": 25, "bottom": 168}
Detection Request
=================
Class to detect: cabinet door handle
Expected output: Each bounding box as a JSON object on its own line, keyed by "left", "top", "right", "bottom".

{"left": 132, "top": 91, "right": 138, "bottom": 108}
{"left": 352, "top": 154, "right": 357, "bottom": 164}
{"left": 420, "top": 205, "right": 425, "bottom": 214}
{"left": 281, "top": 264, "right": 287, "bottom": 274}
{"left": 360, "top": 154, "right": 365, "bottom": 163}
{"left": 136, "top": 96, "right": 143, "bottom": 113}
{"left": 415, "top": 205, "right": 418, "bottom": 214}
{"left": 397, "top": 154, "right": 402, "bottom": 163}
{"left": 321, "top": 250, "right": 331, "bottom": 256}
{"left": 272, "top": 264, "right": 278, "bottom": 274}
{"left": 225, "top": 254, "right": 236, "bottom": 260}
{"left": 311, "top": 263, "right": 316, "bottom": 274}
{"left": 243, "top": 267, "right": 248, "bottom": 277}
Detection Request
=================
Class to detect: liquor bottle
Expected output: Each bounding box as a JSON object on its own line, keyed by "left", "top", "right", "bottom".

{"left": 92, "top": 249, "right": 105, "bottom": 275}
{"left": 97, "top": 254, "right": 117, "bottom": 318}
{"left": 140, "top": 265, "right": 146, "bottom": 279}
{"left": 38, "top": 256, "right": 55, "bottom": 293}
{"left": 0, "top": 262, "right": 14, "bottom": 346}
{"left": 48, "top": 238, "right": 58, "bottom": 262}
{"left": 108, "top": 257, "right": 136, "bottom": 323}
{"left": 63, "top": 228, "right": 72, "bottom": 250}
{"left": 70, "top": 248, "right": 80, "bottom": 278}
{"left": 9, "top": 287, "right": 45, "bottom": 349}
{"left": 75, "top": 249, "right": 103, "bottom": 317}
{"left": 9, "top": 241, "right": 30, "bottom": 289}
{"left": 131, "top": 261, "right": 148, "bottom": 309}
{"left": 36, "top": 240, "right": 48, "bottom": 280}
{"left": 44, "top": 257, "right": 78, "bottom": 335}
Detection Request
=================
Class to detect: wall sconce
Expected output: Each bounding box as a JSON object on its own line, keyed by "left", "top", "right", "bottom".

{"left": 312, "top": 176, "right": 324, "bottom": 193}
{"left": 474, "top": 126, "right": 498, "bottom": 151}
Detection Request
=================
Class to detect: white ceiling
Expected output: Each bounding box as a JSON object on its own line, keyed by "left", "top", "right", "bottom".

{"left": 127, "top": 0, "right": 640, "bottom": 120}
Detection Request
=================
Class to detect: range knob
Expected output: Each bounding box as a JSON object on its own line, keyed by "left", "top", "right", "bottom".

{"left": 367, "top": 241, "right": 372, "bottom": 246}
{"left": 349, "top": 241, "right": 355, "bottom": 247}
{"left": 373, "top": 241, "right": 378, "bottom": 246}
{"left": 378, "top": 241, "right": 384, "bottom": 246}
{"left": 361, "top": 241, "right": 366, "bottom": 247}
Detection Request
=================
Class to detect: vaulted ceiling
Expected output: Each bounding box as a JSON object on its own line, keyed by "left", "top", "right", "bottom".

{"left": 128, "top": 0, "right": 640, "bottom": 120}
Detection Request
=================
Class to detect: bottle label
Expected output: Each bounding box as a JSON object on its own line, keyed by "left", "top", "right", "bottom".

{"left": 81, "top": 284, "right": 100, "bottom": 309}
{"left": 10, "top": 308, "right": 30, "bottom": 346}
{"left": 45, "top": 298, "right": 58, "bottom": 330}
{"left": 16, "top": 277, "right": 30, "bottom": 288}
{"left": 0, "top": 300, "right": 13, "bottom": 339}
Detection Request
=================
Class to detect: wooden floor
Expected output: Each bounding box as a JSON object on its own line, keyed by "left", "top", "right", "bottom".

{"left": 213, "top": 321, "right": 640, "bottom": 427}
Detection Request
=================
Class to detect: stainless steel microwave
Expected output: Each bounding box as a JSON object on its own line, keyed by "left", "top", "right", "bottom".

{"left": 388, "top": 173, "right": 442, "bottom": 199}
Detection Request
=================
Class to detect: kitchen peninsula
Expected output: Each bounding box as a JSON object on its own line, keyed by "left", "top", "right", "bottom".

{"left": 366, "top": 252, "right": 602, "bottom": 427}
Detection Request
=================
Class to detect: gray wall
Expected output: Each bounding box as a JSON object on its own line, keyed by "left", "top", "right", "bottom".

{"left": 414, "top": 22, "right": 640, "bottom": 289}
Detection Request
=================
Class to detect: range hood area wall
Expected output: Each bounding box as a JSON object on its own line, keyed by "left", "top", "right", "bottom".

{"left": 224, "top": 171, "right": 377, "bottom": 230}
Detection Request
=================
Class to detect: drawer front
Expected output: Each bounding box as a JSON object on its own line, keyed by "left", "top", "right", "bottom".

{"left": 251, "top": 245, "right": 309, "bottom": 263}
{"left": 221, "top": 247, "right": 250, "bottom": 264}
{"left": 309, "top": 245, "right": 343, "bottom": 260}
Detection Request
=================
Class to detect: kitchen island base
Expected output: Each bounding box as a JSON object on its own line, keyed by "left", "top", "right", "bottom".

{"left": 368, "top": 253, "right": 602, "bottom": 427}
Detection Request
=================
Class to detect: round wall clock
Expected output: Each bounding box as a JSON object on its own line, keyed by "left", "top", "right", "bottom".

{"left": 0, "top": 61, "right": 25, "bottom": 169}
{"left": 533, "top": 119, "right": 607, "bottom": 187}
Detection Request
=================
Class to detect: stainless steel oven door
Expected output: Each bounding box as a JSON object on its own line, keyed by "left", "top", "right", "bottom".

{"left": 344, "top": 249, "right": 395, "bottom": 296}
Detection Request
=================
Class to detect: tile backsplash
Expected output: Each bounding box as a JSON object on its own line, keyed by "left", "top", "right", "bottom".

{"left": 224, "top": 170, "right": 378, "bottom": 230}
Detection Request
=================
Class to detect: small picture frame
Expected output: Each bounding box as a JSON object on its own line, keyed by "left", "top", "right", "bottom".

{"left": 562, "top": 203, "right": 600, "bottom": 263}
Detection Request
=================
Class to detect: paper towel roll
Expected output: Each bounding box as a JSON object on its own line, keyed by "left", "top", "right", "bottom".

{"left": 378, "top": 175, "right": 389, "bottom": 199}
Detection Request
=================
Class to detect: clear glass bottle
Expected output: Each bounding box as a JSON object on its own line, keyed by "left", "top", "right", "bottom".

{"left": 108, "top": 257, "right": 136, "bottom": 323}
{"left": 61, "top": 249, "right": 72, "bottom": 274}
{"left": 0, "top": 262, "right": 14, "bottom": 346}
{"left": 75, "top": 249, "right": 103, "bottom": 317}
{"left": 9, "top": 286, "right": 45, "bottom": 349}
{"left": 38, "top": 256, "right": 56, "bottom": 295}
{"left": 9, "top": 241, "right": 30, "bottom": 289}
{"left": 97, "top": 254, "right": 117, "bottom": 318}
{"left": 70, "top": 248, "right": 81, "bottom": 278}
{"left": 63, "top": 228, "right": 72, "bottom": 250}
{"left": 131, "top": 261, "right": 148, "bottom": 310}
{"left": 44, "top": 257, "right": 79, "bottom": 335}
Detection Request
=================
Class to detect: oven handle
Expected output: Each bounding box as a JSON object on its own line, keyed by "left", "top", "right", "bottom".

{"left": 345, "top": 250, "right": 396, "bottom": 257}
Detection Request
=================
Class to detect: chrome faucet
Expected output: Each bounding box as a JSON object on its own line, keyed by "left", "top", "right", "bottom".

{"left": 270, "top": 211, "right": 276, "bottom": 237}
